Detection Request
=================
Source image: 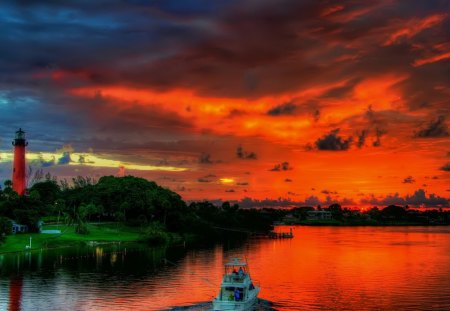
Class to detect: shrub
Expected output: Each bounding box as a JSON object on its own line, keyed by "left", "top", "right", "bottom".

{"left": 0, "top": 217, "right": 12, "bottom": 243}
{"left": 142, "top": 222, "right": 170, "bottom": 245}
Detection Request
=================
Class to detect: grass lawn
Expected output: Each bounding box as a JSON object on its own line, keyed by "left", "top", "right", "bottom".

{"left": 0, "top": 223, "right": 143, "bottom": 253}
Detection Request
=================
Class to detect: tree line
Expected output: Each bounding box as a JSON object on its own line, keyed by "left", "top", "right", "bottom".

{"left": 288, "top": 203, "right": 450, "bottom": 225}
{"left": 0, "top": 175, "right": 274, "bottom": 244}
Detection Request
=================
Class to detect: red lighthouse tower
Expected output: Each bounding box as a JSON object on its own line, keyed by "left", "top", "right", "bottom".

{"left": 12, "top": 128, "right": 28, "bottom": 195}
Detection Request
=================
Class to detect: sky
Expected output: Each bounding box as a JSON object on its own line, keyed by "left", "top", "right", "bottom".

{"left": 0, "top": 0, "right": 449, "bottom": 207}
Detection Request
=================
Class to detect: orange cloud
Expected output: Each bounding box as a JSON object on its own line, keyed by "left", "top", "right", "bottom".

{"left": 320, "top": 5, "right": 345, "bottom": 17}
{"left": 384, "top": 13, "right": 448, "bottom": 46}
{"left": 414, "top": 51, "right": 450, "bottom": 67}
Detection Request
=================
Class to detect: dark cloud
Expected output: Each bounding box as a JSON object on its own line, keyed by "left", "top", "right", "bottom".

{"left": 415, "top": 116, "right": 449, "bottom": 138}
{"left": 361, "top": 189, "right": 449, "bottom": 207}
{"left": 440, "top": 163, "right": 450, "bottom": 171}
{"left": 315, "top": 129, "right": 352, "bottom": 151}
{"left": 284, "top": 178, "right": 292, "bottom": 182}
{"left": 1, "top": 0, "right": 448, "bottom": 102}
{"left": 356, "top": 129, "right": 368, "bottom": 148}
{"left": 269, "top": 161, "right": 292, "bottom": 171}
{"left": 57, "top": 152, "right": 71, "bottom": 165}
{"left": 351, "top": 106, "right": 389, "bottom": 148}
{"left": 188, "top": 188, "right": 449, "bottom": 208}
{"left": 402, "top": 176, "right": 415, "bottom": 184}
{"left": 321, "top": 190, "right": 338, "bottom": 195}
{"left": 373, "top": 127, "right": 387, "bottom": 147}
{"left": 236, "top": 182, "right": 249, "bottom": 186}
{"left": 199, "top": 152, "right": 212, "bottom": 164}
{"left": 236, "top": 145, "right": 257, "bottom": 160}
{"left": 267, "top": 102, "right": 297, "bottom": 116}
{"left": 198, "top": 177, "right": 212, "bottom": 183}
{"left": 225, "top": 189, "right": 235, "bottom": 193}
{"left": 197, "top": 174, "right": 217, "bottom": 183}
{"left": 30, "top": 149, "right": 75, "bottom": 167}
{"left": 32, "top": 154, "right": 56, "bottom": 168}
{"left": 312, "top": 109, "right": 320, "bottom": 122}
{"left": 78, "top": 155, "right": 94, "bottom": 164}
{"left": 236, "top": 195, "right": 356, "bottom": 209}
{"left": 320, "top": 78, "right": 360, "bottom": 99}
{"left": 267, "top": 99, "right": 321, "bottom": 122}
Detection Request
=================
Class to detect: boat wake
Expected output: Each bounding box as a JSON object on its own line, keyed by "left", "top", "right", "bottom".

{"left": 165, "top": 298, "right": 277, "bottom": 311}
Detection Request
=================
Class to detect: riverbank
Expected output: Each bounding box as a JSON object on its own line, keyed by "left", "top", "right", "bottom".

{"left": 283, "top": 219, "right": 450, "bottom": 226}
{"left": 0, "top": 223, "right": 145, "bottom": 253}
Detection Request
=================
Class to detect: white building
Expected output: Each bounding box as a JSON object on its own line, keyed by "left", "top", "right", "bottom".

{"left": 306, "top": 210, "right": 332, "bottom": 220}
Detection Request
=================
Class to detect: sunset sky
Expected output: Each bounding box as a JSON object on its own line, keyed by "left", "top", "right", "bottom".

{"left": 0, "top": 0, "right": 449, "bottom": 207}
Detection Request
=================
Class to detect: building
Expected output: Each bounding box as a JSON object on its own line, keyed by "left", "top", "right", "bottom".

{"left": 12, "top": 128, "right": 28, "bottom": 195}
{"left": 11, "top": 222, "right": 29, "bottom": 234}
{"left": 306, "top": 210, "right": 332, "bottom": 220}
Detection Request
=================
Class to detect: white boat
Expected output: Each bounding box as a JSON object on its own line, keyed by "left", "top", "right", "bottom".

{"left": 212, "top": 258, "right": 260, "bottom": 311}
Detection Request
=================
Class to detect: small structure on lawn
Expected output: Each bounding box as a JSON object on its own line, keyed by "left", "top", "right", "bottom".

{"left": 12, "top": 222, "right": 29, "bottom": 234}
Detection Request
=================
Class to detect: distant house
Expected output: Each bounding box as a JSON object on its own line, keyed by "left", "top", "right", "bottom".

{"left": 306, "top": 210, "right": 332, "bottom": 220}
{"left": 11, "top": 222, "right": 29, "bottom": 234}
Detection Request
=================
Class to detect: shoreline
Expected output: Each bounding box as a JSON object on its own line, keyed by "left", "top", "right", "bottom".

{"left": 3, "top": 222, "right": 449, "bottom": 255}
{"left": 281, "top": 221, "right": 450, "bottom": 227}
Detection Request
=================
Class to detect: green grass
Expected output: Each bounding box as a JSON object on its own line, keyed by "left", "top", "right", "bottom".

{"left": 0, "top": 223, "right": 143, "bottom": 253}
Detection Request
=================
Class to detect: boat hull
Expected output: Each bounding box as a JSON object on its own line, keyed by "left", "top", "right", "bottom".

{"left": 212, "top": 288, "right": 260, "bottom": 311}
{"left": 212, "top": 297, "right": 258, "bottom": 311}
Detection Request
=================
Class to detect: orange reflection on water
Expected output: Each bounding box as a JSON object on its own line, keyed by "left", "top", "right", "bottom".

{"left": 252, "top": 226, "right": 450, "bottom": 310}
{"left": 5, "top": 226, "right": 450, "bottom": 310}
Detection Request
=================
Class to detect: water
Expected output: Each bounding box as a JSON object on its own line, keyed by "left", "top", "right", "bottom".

{"left": 1, "top": 226, "right": 450, "bottom": 310}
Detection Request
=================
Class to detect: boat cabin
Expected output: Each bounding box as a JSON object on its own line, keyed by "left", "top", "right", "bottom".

{"left": 224, "top": 258, "right": 249, "bottom": 282}
{"left": 218, "top": 258, "right": 256, "bottom": 301}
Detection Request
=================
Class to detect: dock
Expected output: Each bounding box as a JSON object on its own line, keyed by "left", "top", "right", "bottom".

{"left": 253, "top": 228, "right": 294, "bottom": 239}
{"left": 212, "top": 226, "right": 294, "bottom": 239}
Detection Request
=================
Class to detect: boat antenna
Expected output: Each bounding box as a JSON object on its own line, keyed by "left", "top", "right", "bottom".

{"left": 244, "top": 254, "right": 251, "bottom": 276}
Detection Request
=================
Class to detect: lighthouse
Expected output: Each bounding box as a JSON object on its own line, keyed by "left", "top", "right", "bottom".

{"left": 12, "top": 128, "right": 28, "bottom": 195}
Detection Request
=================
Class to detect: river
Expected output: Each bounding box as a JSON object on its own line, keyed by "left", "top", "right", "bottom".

{"left": 1, "top": 226, "right": 450, "bottom": 310}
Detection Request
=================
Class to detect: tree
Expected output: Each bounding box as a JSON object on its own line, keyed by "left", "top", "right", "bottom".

{"left": 328, "top": 203, "right": 343, "bottom": 220}
{"left": 13, "top": 208, "right": 40, "bottom": 232}
{"left": 30, "top": 180, "right": 61, "bottom": 207}
{"left": 64, "top": 203, "right": 89, "bottom": 234}
{"left": 4, "top": 180, "right": 12, "bottom": 189}
{"left": 382, "top": 205, "right": 407, "bottom": 221}
{"left": 291, "top": 206, "right": 314, "bottom": 220}
{"left": 0, "top": 216, "right": 12, "bottom": 242}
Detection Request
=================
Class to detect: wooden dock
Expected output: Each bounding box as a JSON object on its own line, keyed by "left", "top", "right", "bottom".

{"left": 267, "top": 231, "right": 294, "bottom": 239}
{"left": 253, "top": 228, "right": 294, "bottom": 239}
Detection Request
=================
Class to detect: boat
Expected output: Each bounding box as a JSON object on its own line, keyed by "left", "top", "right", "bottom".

{"left": 212, "top": 258, "right": 260, "bottom": 311}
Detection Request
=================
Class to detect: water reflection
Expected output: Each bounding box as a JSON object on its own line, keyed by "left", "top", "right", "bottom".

{"left": 8, "top": 275, "right": 22, "bottom": 311}
{"left": 1, "top": 227, "right": 450, "bottom": 310}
